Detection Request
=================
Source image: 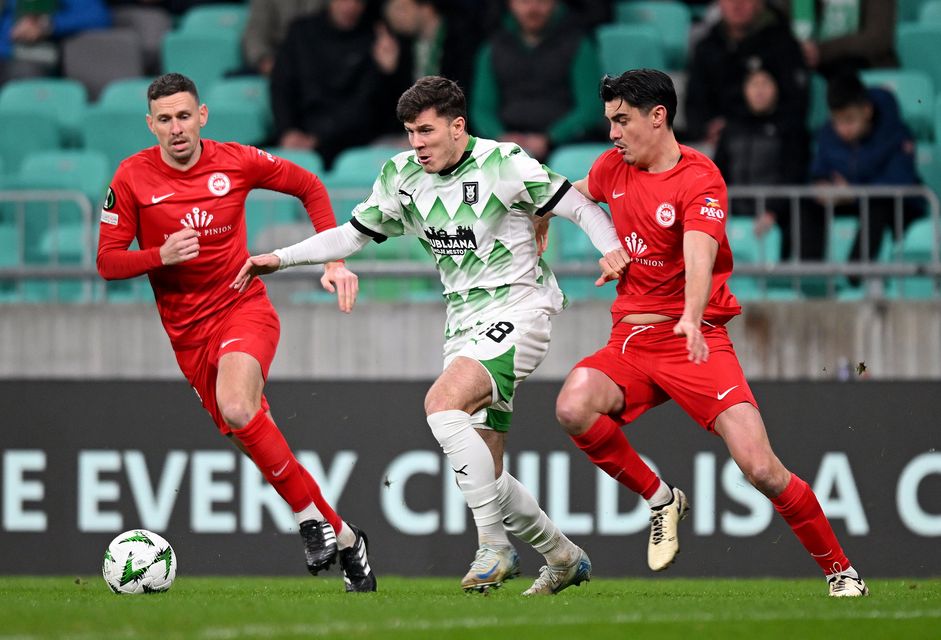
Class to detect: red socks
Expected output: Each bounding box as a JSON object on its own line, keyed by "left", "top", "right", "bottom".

{"left": 571, "top": 415, "right": 660, "bottom": 499}
{"left": 233, "top": 408, "right": 341, "bottom": 531}
{"left": 772, "top": 473, "right": 850, "bottom": 574}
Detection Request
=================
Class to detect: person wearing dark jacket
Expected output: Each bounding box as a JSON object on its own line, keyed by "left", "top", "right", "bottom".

{"left": 809, "top": 72, "right": 922, "bottom": 266}
{"left": 270, "top": 0, "right": 410, "bottom": 166}
{"left": 684, "top": 0, "right": 808, "bottom": 146}
{"left": 470, "top": 0, "right": 600, "bottom": 162}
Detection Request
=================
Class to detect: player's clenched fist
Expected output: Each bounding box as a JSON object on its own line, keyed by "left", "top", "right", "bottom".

{"left": 231, "top": 253, "right": 281, "bottom": 293}
{"left": 595, "top": 247, "right": 631, "bottom": 286}
{"left": 160, "top": 227, "right": 200, "bottom": 265}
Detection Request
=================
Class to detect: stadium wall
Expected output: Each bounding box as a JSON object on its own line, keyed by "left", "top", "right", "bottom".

{"left": 0, "top": 380, "right": 938, "bottom": 578}
{"left": 1, "top": 299, "right": 940, "bottom": 380}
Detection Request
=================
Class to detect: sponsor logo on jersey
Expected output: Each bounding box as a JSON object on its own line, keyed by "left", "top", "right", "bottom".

{"left": 700, "top": 196, "right": 725, "bottom": 219}
{"left": 100, "top": 210, "right": 119, "bottom": 225}
{"left": 624, "top": 231, "right": 664, "bottom": 267}
{"left": 423, "top": 225, "right": 478, "bottom": 255}
{"left": 208, "top": 172, "right": 231, "bottom": 196}
{"left": 256, "top": 148, "right": 276, "bottom": 163}
{"left": 462, "top": 182, "right": 479, "bottom": 205}
{"left": 174, "top": 207, "right": 233, "bottom": 237}
{"left": 104, "top": 187, "right": 115, "bottom": 210}
{"left": 655, "top": 202, "right": 676, "bottom": 227}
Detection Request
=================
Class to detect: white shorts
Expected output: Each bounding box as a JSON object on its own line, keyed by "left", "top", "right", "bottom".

{"left": 442, "top": 307, "right": 552, "bottom": 432}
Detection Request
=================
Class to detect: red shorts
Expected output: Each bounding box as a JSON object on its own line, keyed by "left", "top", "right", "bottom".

{"left": 173, "top": 295, "right": 280, "bottom": 435}
{"left": 575, "top": 320, "right": 757, "bottom": 431}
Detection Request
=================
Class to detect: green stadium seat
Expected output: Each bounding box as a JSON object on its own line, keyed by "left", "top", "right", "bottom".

{"left": 0, "top": 111, "right": 60, "bottom": 176}
{"left": 267, "top": 148, "right": 325, "bottom": 174}
{"left": 14, "top": 149, "right": 110, "bottom": 205}
{"left": 330, "top": 145, "right": 409, "bottom": 185}
{"left": 916, "top": 142, "right": 941, "bottom": 199}
{"left": 807, "top": 73, "right": 829, "bottom": 133}
{"left": 97, "top": 77, "right": 154, "bottom": 110}
{"left": 614, "top": 1, "right": 691, "bottom": 70}
{"left": 596, "top": 24, "right": 667, "bottom": 76}
{"left": 921, "top": 0, "right": 941, "bottom": 21}
{"left": 887, "top": 217, "right": 940, "bottom": 298}
{"left": 860, "top": 69, "right": 934, "bottom": 142}
{"left": 547, "top": 143, "right": 610, "bottom": 182}
{"left": 178, "top": 4, "right": 248, "bottom": 35}
{"left": 899, "top": 0, "right": 932, "bottom": 22}
{"left": 0, "top": 223, "right": 23, "bottom": 302}
{"left": 82, "top": 105, "right": 157, "bottom": 172}
{"left": 161, "top": 31, "right": 242, "bottom": 95}
{"left": 0, "top": 78, "right": 88, "bottom": 147}
{"left": 205, "top": 76, "right": 272, "bottom": 130}
{"left": 201, "top": 101, "right": 268, "bottom": 145}
{"left": 726, "top": 217, "right": 803, "bottom": 300}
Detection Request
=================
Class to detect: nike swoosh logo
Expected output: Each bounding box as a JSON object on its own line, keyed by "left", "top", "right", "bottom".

{"left": 717, "top": 385, "right": 739, "bottom": 400}
{"left": 271, "top": 460, "right": 290, "bottom": 477}
{"left": 475, "top": 563, "right": 500, "bottom": 579}
{"left": 612, "top": 191, "right": 625, "bottom": 199}
{"left": 220, "top": 338, "right": 243, "bottom": 349}
{"left": 151, "top": 193, "right": 174, "bottom": 204}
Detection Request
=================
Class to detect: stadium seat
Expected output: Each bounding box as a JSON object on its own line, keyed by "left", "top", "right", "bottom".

{"left": 205, "top": 76, "right": 272, "bottom": 129}
{"left": 161, "top": 31, "right": 242, "bottom": 95}
{"left": 547, "top": 143, "right": 610, "bottom": 181}
{"left": 614, "top": 1, "right": 691, "bottom": 70}
{"left": 860, "top": 68, "right": 935, "bottom": 142}
{"left": 267, "top": 148, "right": 325, "bottom": 175}
{"left": 921, "top": 0, "right": 941, "bottom": 22}
{"left": 82, "top": 105, "right": 157, "bottom": 172}
{"left": 13, "top": 149, "right": 110, "bottom": 205}
{"left": 807, "top": 73, "right": 829, "bottom": 134}
{"left": 726, "top": 217, "right": 803, "bottom": 300}
{"left": 886, "top": 217, "right": 940, "bottom": 298}
{"left": 898, "top": 0, "right": 932, "bottom": 22}
{"left": 0, "top": 111, "right": 59, "bottom": 176}
{"left": 326, "top": 145, "right": 409, "bottom": 220}
{"left": 97, "top": 77, "right": 154, "bottom": 110}
{"left": 894, "top": 25, "right": 941, "bottom": 128}
{"left": 201, "top": 102, "right": 269, "bottom": 146}
{"left": 62, "top": 28, "right": 145, "bottom": 100}
{"left": 178, "top": 4, "right": 249, "bottom": 36}
{"left": 0, "top": 223, "right": 23, "bottom": 302}
{"left": 596, "top": 24, "right": 667, "bottom": 76}
{"left": 0, "top": 78, "right": 88, "bottom": 147}
{"left": 916, "top": 142, "right": 941, "bottom": 198}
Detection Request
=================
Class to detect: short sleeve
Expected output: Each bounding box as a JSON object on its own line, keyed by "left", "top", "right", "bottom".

{"left": 681, "top": 170, "right": 728, "bottom": 242}
{"left": 350, "top": 158, "right": 407, "bottom": 242}
{"left": 586, "top": 149, "right": 620, "bottom": 204}
{"left": 501, "top": 145, "right": 569, "bottom": 217}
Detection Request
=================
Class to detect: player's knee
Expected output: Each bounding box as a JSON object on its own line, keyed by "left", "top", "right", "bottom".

{"left": 219, "top": 399, "right": 258, "bottom": 430}
{"left": 741, "top": 460, "right": 779, "bottom": 496}
{"left": 555, "top": 392, "right": 591, "bottom": 435}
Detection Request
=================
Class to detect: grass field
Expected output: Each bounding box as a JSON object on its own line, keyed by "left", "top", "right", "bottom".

{"left": 1, "top": 576, "right": 939, "bottom": 639}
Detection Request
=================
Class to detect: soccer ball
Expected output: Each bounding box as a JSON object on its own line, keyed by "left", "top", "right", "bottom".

{"left": 102, "top": 529, "right": 177, "bottom": 594}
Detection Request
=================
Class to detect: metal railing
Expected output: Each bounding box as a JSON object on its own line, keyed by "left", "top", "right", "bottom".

{"left": 0, "top": 185, "right": 938, "bottom": 301}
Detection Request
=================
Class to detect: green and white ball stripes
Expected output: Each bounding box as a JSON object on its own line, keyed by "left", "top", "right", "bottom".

{"left": 351, "top": 137, "right": 568, "bottom": 339}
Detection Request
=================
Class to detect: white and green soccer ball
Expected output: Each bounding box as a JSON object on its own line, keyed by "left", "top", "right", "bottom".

{"left": 102, "top": 529, "right": 177, "bottom": 594}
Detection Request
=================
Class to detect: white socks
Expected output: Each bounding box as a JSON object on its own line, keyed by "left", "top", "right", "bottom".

{"left": 495, "top": 470, "right": 578, "bottom": 567}
{"left": 293, "top": 502, "right": 324, "bottom": 526}
{"left": 647, "top": 480, "right": 673, "bottom": 509}
{"left": 428, "top": 410, "right": 509, "bottom": 547}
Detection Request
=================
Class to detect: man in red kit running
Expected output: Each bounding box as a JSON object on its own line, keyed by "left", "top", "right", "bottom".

{"left": 554, "top": 69, "right": 868, "bottom": 597}
{"left": 96, "top": 72, "right": 376, "bottom": 592}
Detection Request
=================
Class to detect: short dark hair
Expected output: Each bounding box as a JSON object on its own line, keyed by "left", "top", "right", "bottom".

{"left": 599, "top": 69, "right": 677, "bottom": 128}
{"left": 396, "top": 75, "right": 466, "bottom": 123}
{"left": 147, "top": 73, "right": 199, "bottom": 108}
{"left": 826, "top": 73, "right": 869, "bottom": 111}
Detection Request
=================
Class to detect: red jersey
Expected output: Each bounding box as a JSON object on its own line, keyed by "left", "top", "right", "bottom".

{"left": 587, "top": 144, "right": 741, "bottom": 325}
{"left": 97, "top": 140, "right": 336, "bottom": 349}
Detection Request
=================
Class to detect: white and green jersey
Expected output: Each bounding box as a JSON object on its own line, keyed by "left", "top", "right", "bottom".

{"left": 350, "top": 136, "right": 568, "bottom": 337}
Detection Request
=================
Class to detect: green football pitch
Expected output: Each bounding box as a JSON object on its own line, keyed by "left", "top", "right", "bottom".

{"left": 1, "top": 576, "right": 939, "bottom": 639}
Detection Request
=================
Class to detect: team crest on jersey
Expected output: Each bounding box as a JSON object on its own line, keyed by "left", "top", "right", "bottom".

{"left": 104, "top": 187, "right": 115, "bottom": 210}
{"left": 424, "top": 225, "right": 478, "bottom": 255}
{"left": 655, "top": 202, "right": 676, "bottom": 228}
{"left": 208, "top": 172, "right": 231, "bottom": 196}
{"left": 462, "top": 182, "right": 478, "bottom": 205}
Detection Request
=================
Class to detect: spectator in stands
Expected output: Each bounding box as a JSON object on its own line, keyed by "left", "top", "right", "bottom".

{"left": 685, "top": 0, "right": 808, "bottom": 147}
{"left": 242, "top": 0, "right": 326, "bottom": 76}
{"left": 270, "top": 0, "right": 410, "bottom": 166}
{"left": 470, "top": 0, "right": 601, "bottom": 162}
{"left": 0, "top": 0, "right": 111, "bottom": 85}
{"left": 809, "top": 72, "right": 922, "bottom": 267}
{"left": 792, "top": 0, "right": 897, "bottom": 78}
{"left": 714, "top": 66, "right": 813, "bottom": 259}
{"left": 382, "top": 0, "right": 480, "bottom": 97}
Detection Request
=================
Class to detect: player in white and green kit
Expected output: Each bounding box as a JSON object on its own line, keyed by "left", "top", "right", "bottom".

{"left": 233, "top": 76, "right": 629, "bottom": 594}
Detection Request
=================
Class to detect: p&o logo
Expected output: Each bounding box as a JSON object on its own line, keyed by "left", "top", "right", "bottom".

{"left": 700, "top": 196, "right": 725, "bottom": 220}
